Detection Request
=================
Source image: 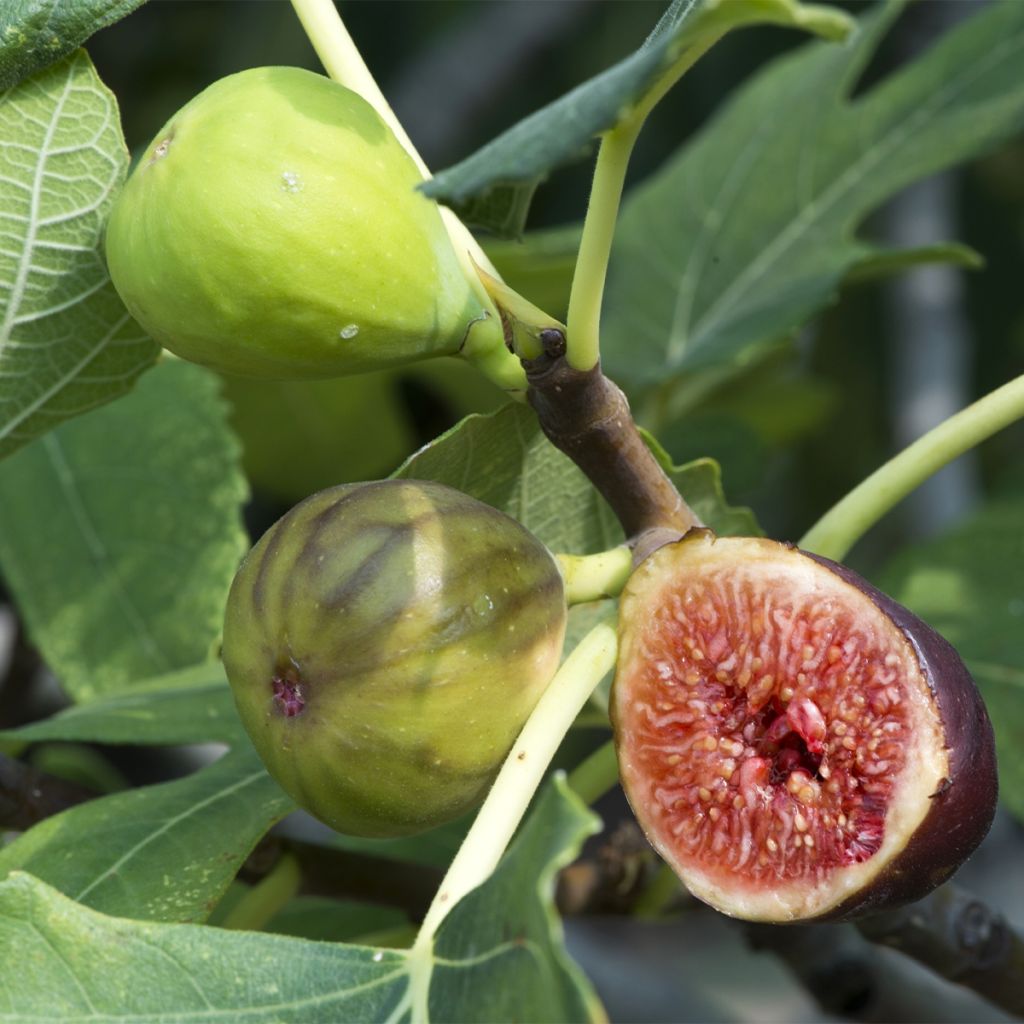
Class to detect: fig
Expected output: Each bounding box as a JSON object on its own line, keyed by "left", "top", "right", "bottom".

{"left": 611, "top": 530, "right": 997, "bottom": 922}
{"left": 222, "top": 479, "right": 567, "bottom": 838}
{"left": 105, "top": 67, "right": 497, "bottom": 379}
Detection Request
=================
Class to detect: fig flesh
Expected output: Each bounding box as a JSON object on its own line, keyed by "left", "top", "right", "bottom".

{"left": 223, "top": 480, "right": 567, "bottom": 838}
{"left": 612, "top": 530, "right": 997, "bottom": 922}
{"left": 106, "top": 67, "right": 495, "bottom": 379}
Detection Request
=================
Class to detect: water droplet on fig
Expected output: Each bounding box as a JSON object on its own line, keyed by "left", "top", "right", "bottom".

{"left": 339, "top": 323, "right": 359, "bottom": 339}
{"left": 279, "top": 170, "right": 303, "bottom": 193}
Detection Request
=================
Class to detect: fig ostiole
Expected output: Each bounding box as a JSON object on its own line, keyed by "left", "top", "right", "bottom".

{"left": 105, "top": 66, "right": 504, "bottom": 380}
{"left": 611, "top": 529, "right": 997, "bottom": 923}
{"left": 222, "top": 479, "right": 567, "bottom": 838}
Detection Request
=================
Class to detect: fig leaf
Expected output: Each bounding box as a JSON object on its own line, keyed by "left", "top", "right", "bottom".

{"left": 603, "top": 1, "right": 1024, "bottom": 390}
{"left": 0, "top": 50, "right": 157, "bottom": 460}
{"left": 0, "top": 775, "right": 601, "bottom": 1022}
{"left": 0, "top": 360, "right": 248, "bottom": 702}
{"left": 425, "top": 0, "right": 852, "bottom": 236}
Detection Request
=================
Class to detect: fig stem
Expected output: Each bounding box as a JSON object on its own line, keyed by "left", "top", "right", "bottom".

{"left": 557, "top": 546, "right": 632, "bottom": 605}
{"left": 288, "top": 0, "right": 528, "bottom": 396}
{"left": 800, "top": 373, "right": 1024, "bottom": 561}
{"left": 410, "top": 619, "right": 617, "bottom": 955}
{"left": 632, "top": 863, "right": 686, "bottom": 920}
{"left": 565, "top": 33, "right": 724, "bottom": 373}
{"left": 526, "top": 356, "right": 702, "bottom": 546}
{"left": 220, "top": 852, "right": 301, "bottom": 932}
{"left": 856, "top": 883, "right": 1024, "bottom": 1018}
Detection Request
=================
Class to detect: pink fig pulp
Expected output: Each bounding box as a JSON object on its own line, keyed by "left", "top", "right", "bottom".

{"left": 611, "top": 531, "right": 997, "bottom": 922}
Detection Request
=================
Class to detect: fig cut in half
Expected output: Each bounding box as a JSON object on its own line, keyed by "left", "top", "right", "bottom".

{"left": 611, "top": 530, "right": 997, "bottom": 923}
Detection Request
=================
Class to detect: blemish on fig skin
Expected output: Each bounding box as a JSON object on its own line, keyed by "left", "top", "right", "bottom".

{"left": 272, "top": 674, "right": 305, "bottom": 717}
{"left": 147, "top": 129, "right": 175, "bottom": 166}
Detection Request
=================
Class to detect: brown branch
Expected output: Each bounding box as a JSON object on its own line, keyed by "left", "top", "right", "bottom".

{"left": 524, "top": 346, "right": 701, "bottom": 557}
{"left": 855, "top": 883, "right": 1024, "bottom": 1018}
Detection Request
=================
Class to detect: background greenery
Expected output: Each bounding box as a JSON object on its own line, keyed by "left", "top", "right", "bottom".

{"left": 1, "top": 2, "right": 1022, "bottom": 1021}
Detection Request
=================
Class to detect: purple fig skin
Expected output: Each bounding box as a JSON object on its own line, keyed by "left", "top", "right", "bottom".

{"left": 806, "top": 552, "right": 998, "bottom": 921}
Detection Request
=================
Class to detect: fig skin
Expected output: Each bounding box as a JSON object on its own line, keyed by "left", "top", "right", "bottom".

{"left": 105, "top": 67, "right": 495, "bottom": 380}
{"left": 611, "top": 530, "right": 997, "bottom": 923}
{"left": 808, "top": 552, "right": 997, "bottom": 920}
{"left": 222, "top": 480, "right": 567, "bottom": 838}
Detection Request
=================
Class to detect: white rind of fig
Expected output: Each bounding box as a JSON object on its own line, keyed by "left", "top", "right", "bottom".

{"left": 611, "top": 530, "right": 997, "bottom": 923}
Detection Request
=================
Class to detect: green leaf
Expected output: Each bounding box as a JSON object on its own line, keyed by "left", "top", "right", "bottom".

{"left": 0, "top": 359, "right": 249, "bottom": 701}
{"left": 425, "top": 776, "right": 603, "bottom": 1023}
{"left": 603, "top": 1, "right": 1024, "bottom": 389}
{"left": 0, "top": 661, "right": 242, "bottom": 749}
{"left": 1, "top": 1, "right": 146, "bottom": 90}
{"left": 682, "top": 460, "right": 761, "bottom": 536}
{"left": 395, "top": 402, "right": 618, "bottom": 555}
{"left": 845, "top": 240, "right": 983, "bottom": 285}
{"left": 424, "top": 0, "right": 852, "bottom": 236}
{"left": 878, "top": 499, "right": 1024, "bottom": 823}
{"left": 0, "top": 775, "right": 599, "bottom": 1021}
{"left": 0, "top": 871, "right": 406, "bottom": 1021}
{"left": 0, "top": 49, "right": 158, "bottom": 458}
{"left": 394, "top": 402, "right": 758, "bottom": 555}
{"left": 0, "top": 746, "right": 293, "bottom": 923}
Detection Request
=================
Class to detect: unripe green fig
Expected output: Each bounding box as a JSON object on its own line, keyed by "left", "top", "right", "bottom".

{"left": 105, "top": 67, "right": 498, "bottom": 379}
{"left": 222, "top": 480, "right": 567, "bottom": 837}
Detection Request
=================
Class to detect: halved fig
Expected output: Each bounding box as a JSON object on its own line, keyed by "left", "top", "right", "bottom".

{"left": 611, "top": 530, "right": 997, "bottom": 922}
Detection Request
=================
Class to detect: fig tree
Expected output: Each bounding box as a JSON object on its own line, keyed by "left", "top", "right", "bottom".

{"left": 612, "top": 530, "right": 997, "bottom": 922}
{"left": 222, "top": 480, "right": 567, "bottom": 838}
{"left": 105, "top": 67, "right": 498, "bottom": 379}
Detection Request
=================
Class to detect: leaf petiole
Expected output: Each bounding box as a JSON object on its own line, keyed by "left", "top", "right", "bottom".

{"left": 220, "top": 853, "right": 301, "bottom": 932}
{"left": 800, "top": 373, "right": 1024, "bottom": 561}
{"left": 411, "top": 620, "right": 617, "bottom": 955}
{"left": 557, "top": 546, "right": 633, "bottom": 605}
{"left": 565, "top": 32, "right": 726, "bottom": 372}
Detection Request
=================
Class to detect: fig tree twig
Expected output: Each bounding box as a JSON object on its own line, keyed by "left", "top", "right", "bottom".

{"left": 524, "top": 345, "right": 701, "bottom": 557}
{"left": 855, "top": 883, "right": 1024, "bottom": 1018}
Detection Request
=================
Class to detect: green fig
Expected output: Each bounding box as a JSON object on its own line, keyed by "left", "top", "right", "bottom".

{"left": 105, "top": 67, "right": 500, "bottom": 379}
{"left": 222, "top": 480, "right": 567, "bottom": 838}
